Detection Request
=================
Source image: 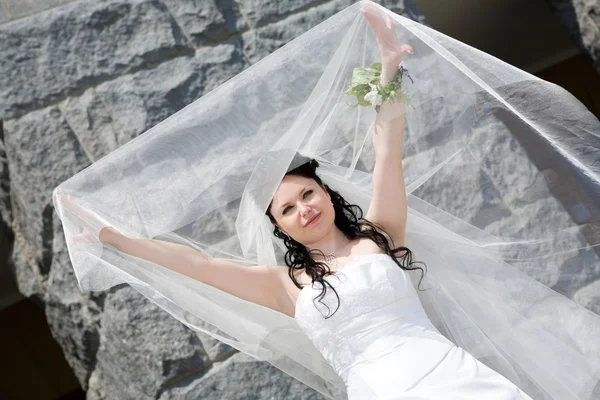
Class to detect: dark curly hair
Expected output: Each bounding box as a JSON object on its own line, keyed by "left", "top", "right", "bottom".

{"left": 266, "top": 159, "right": 427, "bottom": 318}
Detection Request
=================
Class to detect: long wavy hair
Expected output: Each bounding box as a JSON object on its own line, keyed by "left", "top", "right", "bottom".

{"left": 266, "top": 159, "right": 427, "bottom": 318}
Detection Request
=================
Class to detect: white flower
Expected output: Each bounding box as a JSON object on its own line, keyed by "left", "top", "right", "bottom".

{"left": 364, "top": 83, "right": 383, "bottom": 107}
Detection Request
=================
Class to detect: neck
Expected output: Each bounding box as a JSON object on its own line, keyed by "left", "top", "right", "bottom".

{"left": 307, "top": 225, "right": 350, "bottom": 259}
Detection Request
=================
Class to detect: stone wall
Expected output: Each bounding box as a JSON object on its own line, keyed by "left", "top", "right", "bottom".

{"left": 0, "top": 1, "right": 424, "bottom": 398}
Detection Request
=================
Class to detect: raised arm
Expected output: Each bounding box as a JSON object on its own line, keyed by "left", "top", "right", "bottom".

{"left": 362, "top": 3, "right": 412, "bottom": 248}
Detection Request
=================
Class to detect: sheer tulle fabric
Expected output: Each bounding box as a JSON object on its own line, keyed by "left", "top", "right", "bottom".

{"left": 54, "top": 2, "right": 600, "bottom": 399}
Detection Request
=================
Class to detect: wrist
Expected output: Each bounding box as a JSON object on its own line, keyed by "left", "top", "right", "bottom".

{"left": 380, "top": 67, "right": 396, "bottom": 85}
{"left": 99, "top": 226, "right": 122, "bottom": 245}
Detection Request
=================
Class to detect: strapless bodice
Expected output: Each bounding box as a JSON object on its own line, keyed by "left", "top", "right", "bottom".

{"left": 294, "top": 253, "right": 532, "bottom": 399}
{"left": 294, "top": 253, "right": 446, "bottom": 382}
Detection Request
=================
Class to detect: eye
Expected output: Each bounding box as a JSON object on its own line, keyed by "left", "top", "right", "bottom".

{"left": 303, "top": 190, "right": 313, "bottom": 199}
{"left": 282, "top": 205, "right": 293, "bottom": 215}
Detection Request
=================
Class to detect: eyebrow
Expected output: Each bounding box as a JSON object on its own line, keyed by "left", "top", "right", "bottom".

{"left": 279, "top": 187, "right": 309, "bottom": 212}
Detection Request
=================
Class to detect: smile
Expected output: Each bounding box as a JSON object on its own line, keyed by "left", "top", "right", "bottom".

{"left": 304, "top": 213, "right": 321, "bottom": 227}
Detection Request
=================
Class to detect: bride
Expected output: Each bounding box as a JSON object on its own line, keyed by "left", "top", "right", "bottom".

{"left": 54, "top": 1, "right": 600, "bottom": 399}
{"left": 62, "top": 1, "right": 415, "bottom": 322}
{"left": 56, "top": 4, "right": 533, "bottom": 398}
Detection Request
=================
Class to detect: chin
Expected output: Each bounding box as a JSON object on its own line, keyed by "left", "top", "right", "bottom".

{"left": 304, "top": 215, "right": 335, "bottom": 241}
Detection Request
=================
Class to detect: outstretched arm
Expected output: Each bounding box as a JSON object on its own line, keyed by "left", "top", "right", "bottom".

{"left": 55, "top": 191, "right": 286, "bottom": 314}
{"left": 100, "top": 228, "right": 285, "bottom": 312}
{"left": 362, "top": 2, "right": 412, "bottom": 248}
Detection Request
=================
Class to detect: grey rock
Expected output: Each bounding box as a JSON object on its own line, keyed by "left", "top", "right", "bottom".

{"left": 403, "top": 79, "right": 600, "bottom": 302}
{"left": 88, "top": 285, "right": 210, "bottom": 400}
{"left": 546, "top": 0, "right": 600, "bottom": 74}
{"left": 60, "top": 88, "right": 121, "bottom": 162}
{"left": 1, "top": 0, "right": 66, "bottom": 20}
{"left": 3, "top": 106, "right": 89, "bottom": 306}
{"left": 237, "top": 0, "right": 327, "bottom": 28}
{"left": 9, "top": 237, "right": 46, "bottom": 304}
{"left": 193, "top": 332, "right": 238, "bottom": 361}
{"left": 241, "top": 0, "right": 354, "bottom": 64}
{"left": 45, "top": 215, "right": 103, "bottom": 389}
{"left": 3, "top": 106, "right": 89, "bottom": 278}
{"left": 0, "top": 0, "right": 193, "bottom": 120}
{"left": 573, "top": 278, "right": 600, "bottom": 314}
{"left": 159, "top": 352, "right": 326, "bottom": 400}
{"left": 163, "top": 0, "right": 248, "bottom": 46}
{"left": 0, "top": 3, "right": 9, "bottom": 24}
{"left": 0, "top": 122, "right": 11, "bottom": 228}
{"left": 96, "top": 43, "right": 246, "bottom": 140}
{"left": 241, "top": 0, "right": 426, "bottom": 64}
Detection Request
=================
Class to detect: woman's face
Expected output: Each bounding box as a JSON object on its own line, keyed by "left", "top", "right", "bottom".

{"left": 269, "top": 175, "right": 335, "bottom": 246}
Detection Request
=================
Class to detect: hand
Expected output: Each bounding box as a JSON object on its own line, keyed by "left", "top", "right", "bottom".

{"left": 361, "top": 1, "right": 413, "bottom": 83}
{"left": 54, "top": 188, "right": 118, "bottom": 244}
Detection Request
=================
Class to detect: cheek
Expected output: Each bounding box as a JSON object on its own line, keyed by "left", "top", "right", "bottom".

{"left": 313, "top": 193, "right": 330, "bottom": 208}
{"left": 278, "top": 215, "right": 300, "bottom": 233}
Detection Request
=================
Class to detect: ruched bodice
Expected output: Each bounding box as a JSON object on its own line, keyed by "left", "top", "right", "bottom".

{"left": 294, "top": 253, "right": 533, "bottom": 399}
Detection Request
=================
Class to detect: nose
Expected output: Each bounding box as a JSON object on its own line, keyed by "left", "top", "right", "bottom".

{"left": 299, "top": 203, "right": 312, "bottom": 218}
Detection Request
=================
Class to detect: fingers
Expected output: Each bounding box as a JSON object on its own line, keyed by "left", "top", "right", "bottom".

{"left": 400, "top": 44, "right": 414, "bottom": 55}
{"left": 360, "top": 2, "right": 401, "bottom": 51}
{"left": 72, "top": 231, "right": 97, "bottom": 244}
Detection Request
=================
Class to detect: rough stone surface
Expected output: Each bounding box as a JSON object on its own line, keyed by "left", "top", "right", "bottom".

{"left": 45, "top": 216, "right": 103, "bottom": 389}
{"left": 3, "top": 106, "right": 90, "bottom": 298}
{"left": 242, "top": 0, "right": 425, "bottom": 64}
{"left": 163, "top": 0, "right": 248, "bottom": 46}
{"left": 158, "top": 352, "right": 327, "bottom": 400}
{"left": 574, "top": 279, "right": 600, "bottom": 314}
{"left": 238, "top": 0, "right": 327, "bottom": 27}
{"left": 96, "top": 43, "right": 246, "bottom": 140}
{"left": 9, "top": 237, "right": 46, "bottom": 305}
{"left": 0, "top": 0, "right": 192, "bottom": 119}
{"left": 0, "top": 2, "right": 9, "bottom": 24}
{"left": 87, "top": 285, "right": 211, "bottom": 400}
{"left": 1, "top": 0, "right": 71, "bottom": 20}
{"left": 60, "top": 89, "right": 121, "bottom": 163}
{"left": 0, "top": 121, "right": 11, "bottom": 228}
{"left": 546, "top": 0, "right": 600, "bottom": 74}
{"left": 242, "top": 0, "right": 354, "bottom": 63}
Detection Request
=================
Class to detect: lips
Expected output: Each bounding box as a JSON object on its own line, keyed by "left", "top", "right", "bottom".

{"left": 304, "top": 213, "right": 321, "bottom": 227}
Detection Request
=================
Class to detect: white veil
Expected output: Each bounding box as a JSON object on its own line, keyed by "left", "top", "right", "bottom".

{"left": 53, "top": 2, "right": 600, "bottom": 399}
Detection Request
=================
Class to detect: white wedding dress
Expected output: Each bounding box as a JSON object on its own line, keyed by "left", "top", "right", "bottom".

{"left": 295, "top": 253, "right": 534, "bottom": 399}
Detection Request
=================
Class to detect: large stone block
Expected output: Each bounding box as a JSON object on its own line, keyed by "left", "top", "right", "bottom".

{"left": 162, "top": 0, "right": 248, "bottom": 46}
{"left": 3, "top": 106, "right": 89, "bottom": 291}
{"left": 158, "top": 352, "right": 326, "bottom": 400}
{"left": 0, "top": 122, "right": 11, "bottom": 228}
{"left": 45, "top": 216, "right": 103, "bottom": 389}
{"left": 241, "top": 0, "right": 354, "bottom": 64}
{"left": 237, "top": 0, "right": 327, "bottom": 28}
{"left": 241, "top": 0, "right": 426, "bottom": 64}
{"left": 1, "top": 0, "right": 67, "bottom": 20}
{"left": 60, "top": 88, "right": 122, "bottom": 163}
{"left": 574, "top": 278, "right": 600, "bottom": 314}
{"left": 0, "top": 0, "right": 193, "bottom": 120}
{"left": 95, "top": 43, "right": 246, "bottom": 140}
{"left": 87, "top": 285, "right": 211, "bottom": 399}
